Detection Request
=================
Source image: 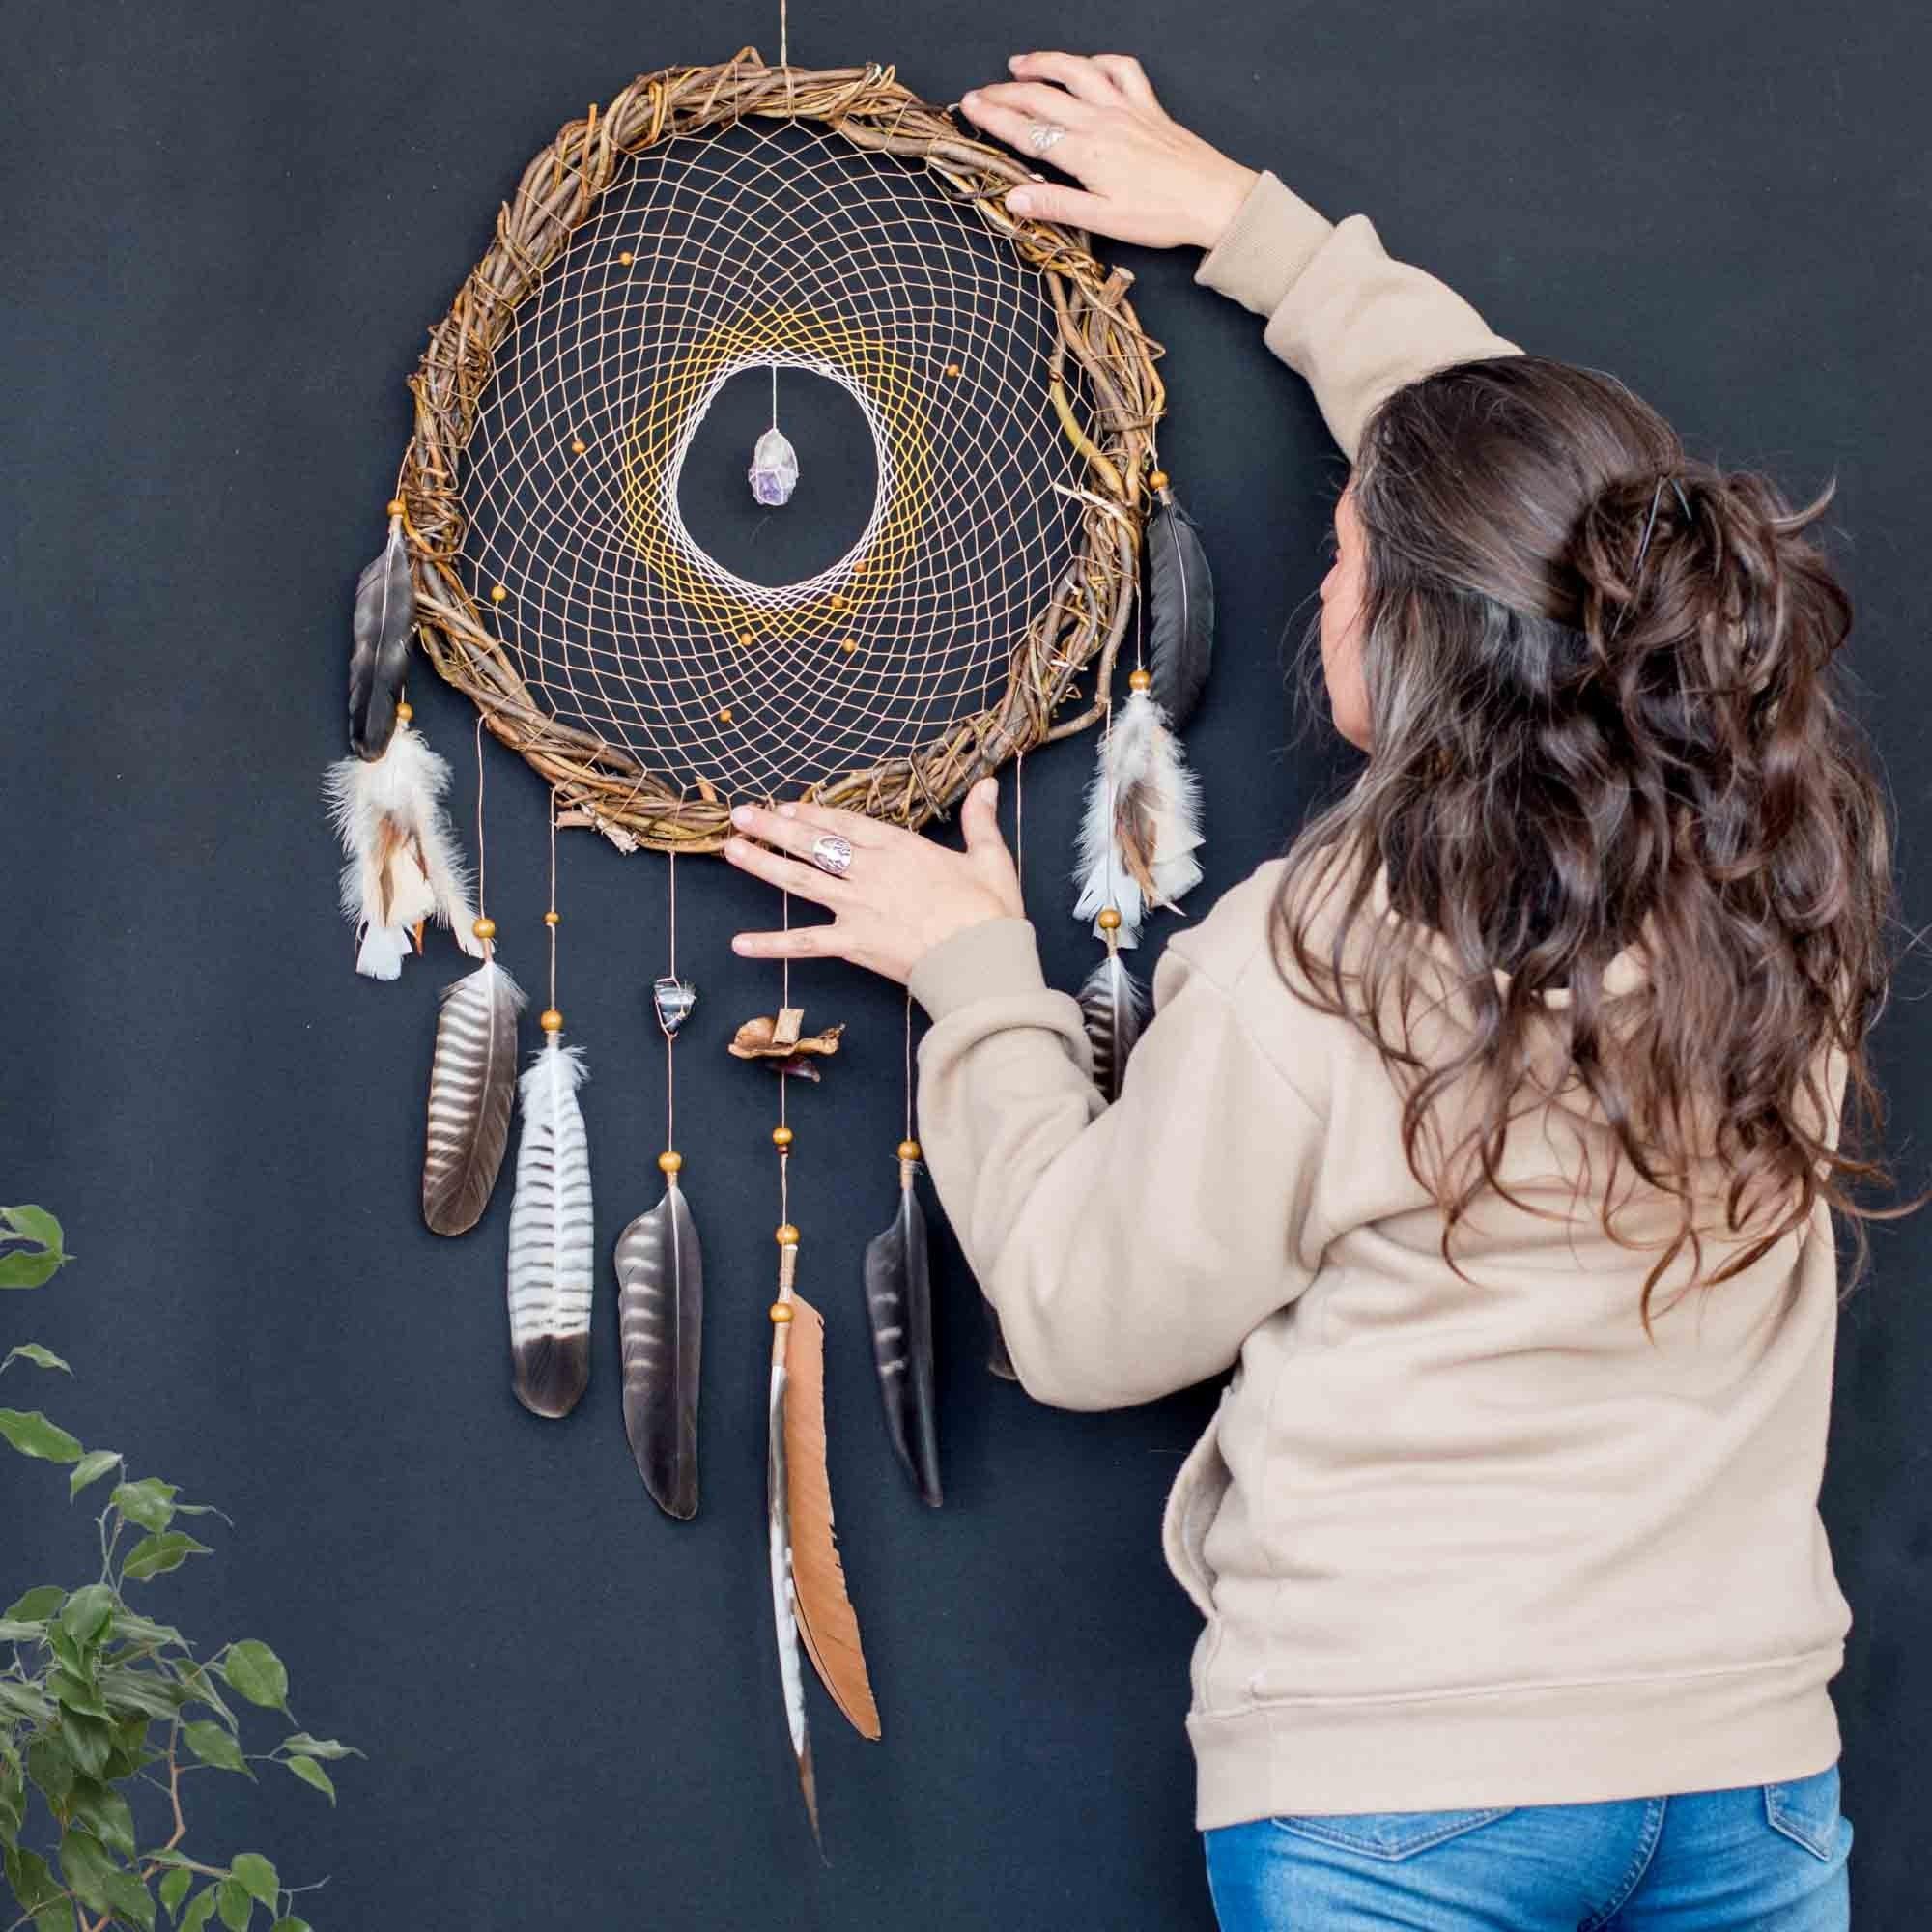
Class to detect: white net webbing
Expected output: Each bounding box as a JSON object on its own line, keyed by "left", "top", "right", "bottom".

{"left": 458, "top": 114, "right": 1095, "bottom": 806}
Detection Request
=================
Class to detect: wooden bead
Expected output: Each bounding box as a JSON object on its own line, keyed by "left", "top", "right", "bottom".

{"left": 491, "top": 584, "right": 508, "bottom": 603}
{"left": 472, "top": 917, "right": 497, "bottom": 940}
{"left": 1149, "top": 469, "right": 1170, "bottom": 490}
{"left": 775, "top": 1223, "right": 799, "bottom": 1246}
{"left": 1128, "top": 668, "right": 1151, "bottom": 692}
{"left": 853, "top": 559, "right": 868, "bottom": 574}
{"left": 829, "top": 594, "right": 848, "bottom": 611}
{"left": 839, "top": 637, "right": 858, "bottom": 653}
{"left": 1097, "top": 906, "right": 1122, "bottom": 931}
{"left": 618, "top": 250, "right": 634, "bottom": 265}
{"left": 769, "top": 1302, "right": 793, "bottom": 1323}
{"left": 539, "top": 1009, "right": 564, "bottom": 1033}
{"left": 897, "top": 1138, "right": 921, "bottom": 1161}
{"left": 945, "top": 363, "right": 961, "bottom": 377}
{"left": 544, "top": 910, "right": 559, "bottom": 926}
{"left": 386, "top": 497, "right": 405, "bottom": 516}
{"left": 772, "top": 1125, "right": 794, "bottom": 1148}
{"left": 658, "top": 1150, "right": 683, "bottom": 1174}
{"left": 717, "top": 706, "right": 734, "bottom": 724}
{"left": 571, "top": 438, "right": 587, "bottom": 455}
{"left": 395, "top": 701, "right": 413, "bottom": 722}
{"left": 738, "top": 632, "right": 753, "bottom": 647}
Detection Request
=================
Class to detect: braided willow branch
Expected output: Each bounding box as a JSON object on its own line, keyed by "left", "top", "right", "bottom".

{"left": 397, "top": 48, "right": 1167, "bottom": 854}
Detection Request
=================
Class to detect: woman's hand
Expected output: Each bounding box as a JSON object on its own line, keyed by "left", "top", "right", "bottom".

{"left": 957, "top": 50, "right": 1259, "bottom": 252}
{"left": 722, "top": 776, "right": 1025, "bottom": 984}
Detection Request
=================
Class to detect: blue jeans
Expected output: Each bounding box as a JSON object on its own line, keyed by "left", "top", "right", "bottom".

{"left": 1202, "top": 1763, "right": 1851, "bottom": 1930}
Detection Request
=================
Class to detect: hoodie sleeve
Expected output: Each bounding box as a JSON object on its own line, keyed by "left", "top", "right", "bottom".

{"left": 1192, "top": 167, "right": 1525, "bottom": 460}
{"left": 904, "top": 898, "right": 1330, "bottom": 1412}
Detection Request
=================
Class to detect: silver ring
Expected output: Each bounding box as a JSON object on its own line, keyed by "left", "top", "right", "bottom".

{"left": 810, "top": 833, "right": 853, "bottom": 877}
{"left": 1027, "top": 121, "right": 1067, "bottom": 157}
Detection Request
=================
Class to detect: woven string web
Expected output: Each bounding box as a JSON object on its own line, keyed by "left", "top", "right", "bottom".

{"left": 457, "top": 115, "right": 1095, "bottom": 806}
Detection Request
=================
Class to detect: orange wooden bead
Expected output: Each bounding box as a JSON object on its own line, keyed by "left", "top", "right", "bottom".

{"left": 945, "top": 363, "right": 961, "bottom": 377}
{"left": 395, "top": 701, "right": 413, "bottom": 722}
{"left": 897, "top": 1138, "right": 921, "bottom": 1161}
{"left": 1097, "top": 906, "right": 1122, "bottom": 931}
{"left": 658, "top": 1150, "right": 683, "bottom": 1173}
{"left": 769, "top": 1302, "right": 793, "bottom": 1323}
{"left": 618, "top": 250, "right": 634, "bottom": 265}
{"left": 571, "top": 438, "right": 587, "bottom": 454}
{"left": 772, "top": 1125, "right": 794, "bottom": 1148}
{"left": 386, "top": 497, "right": 405, "bottom": 516}
{"left": 1128, "top": 667, "right": 1151, "bottom": 692}
{"left": 539, "top": 1009, "right": 564, "bottom": 1033}
{"left": 1149, "top": 469, "right": 1170, "bottom": 490}
{"left": 718, "top": 706, "right": 735, "bottom": 724}
{"left": 472, "top": 917, "right": 497, "bottom": 940}
{"left": 839, "top": 637, "right": 858, "bottom": 653}
{"left": 544, "top": 911, "right": 559, "bottom": 926}
{"left": 775, "top": 1223, "right": 799, "bottom": 1246}
{"left": 491, "top": 584, "right": 508, "bottom": 603}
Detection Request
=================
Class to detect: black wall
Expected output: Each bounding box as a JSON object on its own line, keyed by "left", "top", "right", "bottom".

{"left": 4, "top": 3, "right": 1927, "bottom": 1924}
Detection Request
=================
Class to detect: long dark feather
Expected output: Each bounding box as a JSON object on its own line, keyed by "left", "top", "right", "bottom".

{"left": 1078, "top": 950, "right": 1150, "bottom": 1103}
{"left": 1146, "top": 484, "right": 1215, "bottom": 732}
{"left": 349, "top": 514, "right": 415, "bottom": 761}
{"left": 861, "top": 1161, "right": 941, "bottom": 1507}
{"left": 614, "top": 1174, "right": 703, "bottom": 1520}
{"left": 422, "top": 957, "right": 526, "bottom": 1235}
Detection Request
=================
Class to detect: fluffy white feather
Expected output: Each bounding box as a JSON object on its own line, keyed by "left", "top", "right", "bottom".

{"left": 322, "top": 721, "right": 484, "bottom": 980}
{"left": 1070, "top": 688, "right": 1205, "bottom": 947}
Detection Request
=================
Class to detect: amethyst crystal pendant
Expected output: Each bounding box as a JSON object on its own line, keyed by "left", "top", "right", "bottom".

{"left": 748, "top": 426, "right": 799, "bottom": 507}
{"left": 652, "top": 975, "right": 697, "bottom": 1040}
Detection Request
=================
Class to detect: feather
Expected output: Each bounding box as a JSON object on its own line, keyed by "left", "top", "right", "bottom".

{"left": 1145, "top": 482, "right": 1215, "bottom": 731}
{"left": 614, "top": 1172, "right": 703, "bottom": 1520}
{"left": 767, "top": 1348, "right": 820, "bottom": 1850}
{"left": 348, "top": 512, "right": 415, "bottom": 760}
{"left": 1069, "top": 687, "right": 1206, "bottom": 947}
{"left": 421, "top": 957, "right": 526, "bottom": 1236}
{"left": 1078, "top": 949, "right": 1149, "bottom": 1104}
{"left": 505, "top": 1037, "right": 593, "bottom": 1418}
{"left": 776, "top": 1292, "right": 881, "bottom": 1742}
{"left": 861, "top": 1158, "right": 941, "bottom": 1507}
{"left": 323, "top": 721, "right": 485, "bottom": 980}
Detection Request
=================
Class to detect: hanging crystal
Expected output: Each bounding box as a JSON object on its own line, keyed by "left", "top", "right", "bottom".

{"left": 749, "top": 426, "right": 799, "bottom": 507}
{"left": 652, "top": 974, "right": 697, "bottom": 1039}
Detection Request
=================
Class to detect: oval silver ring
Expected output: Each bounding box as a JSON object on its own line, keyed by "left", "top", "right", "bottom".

{"left": 810, "top": 832, "right": 854, "bottom": 877}
{"left": 1027, "top": 121, "right": 1067, "bottom": 157}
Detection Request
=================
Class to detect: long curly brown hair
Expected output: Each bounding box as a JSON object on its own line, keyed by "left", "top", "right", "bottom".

{"left": 1269, "top": 353, "right": 1925, "bottom": 1329}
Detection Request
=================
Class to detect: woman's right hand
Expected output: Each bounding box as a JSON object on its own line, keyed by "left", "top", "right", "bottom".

{"left": 956, "top": 51, "right": 1259, "bottom": 253}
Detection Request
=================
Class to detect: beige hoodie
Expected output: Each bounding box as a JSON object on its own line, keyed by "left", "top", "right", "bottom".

{"left": 904, "top": 169, "right": 1853, "bottom": 1830}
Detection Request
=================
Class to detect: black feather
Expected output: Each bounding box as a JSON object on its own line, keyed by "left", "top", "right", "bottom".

{"left": 349, "top": 515, "right": 415, "bottom": 760}
{"left": 862, "top": 1165, "right": 941, "bottom": 1506}
{"left": 1146, "top": 485, "right": 1215, "bottom": 732}
{"left": 615, "top": 1176, "right": 704, "bottom": 1520}
{"left": 1078, "top": 951, "right": 1150, "bottom": 1103}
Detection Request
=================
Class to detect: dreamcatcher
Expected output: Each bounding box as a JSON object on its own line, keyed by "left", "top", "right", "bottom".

{"left": 321, "top": 41, "right": 1214, "bottom": 1847}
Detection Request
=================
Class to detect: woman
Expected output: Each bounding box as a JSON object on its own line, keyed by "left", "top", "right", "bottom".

{"left": 722, "top": 49, "right": 1917, "bottom": 1930}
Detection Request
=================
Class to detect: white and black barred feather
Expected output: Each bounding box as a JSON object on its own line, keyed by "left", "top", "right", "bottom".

{"left": 506, "top": 1037, "right": 593, "bottom": 1418}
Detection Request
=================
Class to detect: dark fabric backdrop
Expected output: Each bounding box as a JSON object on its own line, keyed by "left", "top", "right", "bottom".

{"left": 4, "top": 3, "right": 1927, "bottom": 1924}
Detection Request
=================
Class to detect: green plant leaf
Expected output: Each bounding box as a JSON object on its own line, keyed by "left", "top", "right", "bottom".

{"left": 66, "top": 1778, "right": 136, "bottom": 1860}
{"left": 160, "top": 1864, "right": 194, "bottom": 1914}
{"left": 55, "top": 1827, "right": 115, "bottom": 1914}
{"left": 48, "top": 1671, "right": 110, "bottom": 1719}
{"left": 122, "top": 1533, "right": 213, "bottom": 1583}
{"left": 0, "top": 1771, "right": 20, "bottom": 1849}
{"left": 25, "top": 1735, "right": 75, "bottom": 1805}
{"left": 181, "top": 1721, "right": 250, "bottom": 1776}
{"left": 282, "top": 1754, "right": 335, "bottom": 1804}
{"left": 180, "top": 1886, "right": 221, "bottom": 1932}
{"left": 229, "top": 1853, "right": 278, "bottom": 1908}
{"left": 108, "top": 1608, "right": 184, "bottom": 1649}
{"left": 61, "top": 1713, "right": 114, "bottom": 1781}
{"left": 279, "top": 1732, "right": 362, "bottom": 1760}
{"left": 70, "top": 1448, "right": 123, "bottom": 1498}
{"left": 0, "top": 1251, "right": 64, "bottom": 1291}
{"left": 8, "top": 1585, "right": 64, "bottom": 1621}
{"left": 60, "top": 1583, "right": 117, "bottom": 1647}
{"left": 111, "top": 1479, "right": 179, "bottom": 1535}
{"left": 105, "top": 1864, "right": 158, "bottom": 1931}
{"left": 222, "top": 1642, "right": 288, "bottom": 1712}
{"left": 0, "top": 1682, "right": 53, "bottom": 1725}
{"left": 2, "top": 1206, "right": 65, "bottom": 1251}
{"left": 7, "top": 1842, "right": 61, "bottom": 1907}
{"left": 0, "top": 1616, "right": 46, "bottom": 1641}
{"left": 173, "top": 1663, "right": 237, "bottom": 1727}
{"left": 216, "top": 1877, "right": 253, "bottom": 1930}
{"left": 2, "top": 1344, "right": 71, "bottom": 1376}
{"left": 0, "top": 1409, "right": 83, "bottom": 1463}
{"left": 34, "top": 1901, "right": 77, "bottom": 1932}
{"left": 99, "top": 1666, "right": 183, "bottom": 1720}
{"left": 268, "top": 1920, "right": 311, "bottom": 1932}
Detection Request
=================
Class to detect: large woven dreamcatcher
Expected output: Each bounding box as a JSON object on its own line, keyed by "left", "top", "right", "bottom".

{"left": 322, "top": 43, "right": 1213, "bottom": 1848}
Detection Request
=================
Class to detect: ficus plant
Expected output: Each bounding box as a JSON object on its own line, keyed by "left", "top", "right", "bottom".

{"left": 1, "top": 1207, "right": 358, "bottom": 1932}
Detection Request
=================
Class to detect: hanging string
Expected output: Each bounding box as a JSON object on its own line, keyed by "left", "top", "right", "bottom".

{"left": 778, "top": 884, "right": 791, "bottom": 1224}
{"left": 546, "top": 787, "right": 559, "bottom": 1012}
{"left": 473, "top": 712, "right": 489, "bottom": 924}
{"left": 666, "top": 824, "right": 677, "bottom": 1152}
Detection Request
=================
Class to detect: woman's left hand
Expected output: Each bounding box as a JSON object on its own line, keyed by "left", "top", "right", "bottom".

{"left": 723, "top": 775, "right": 1025, "bottom": 984}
